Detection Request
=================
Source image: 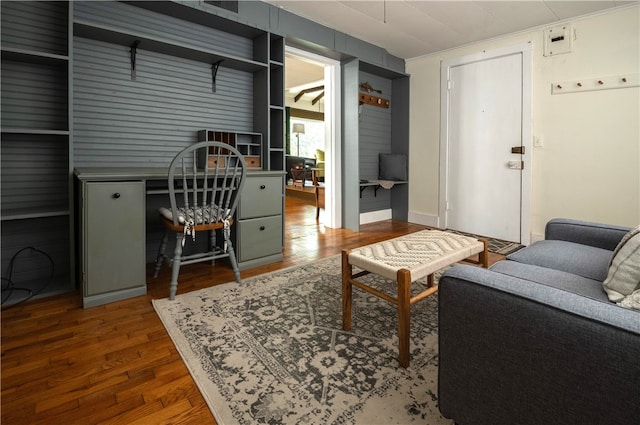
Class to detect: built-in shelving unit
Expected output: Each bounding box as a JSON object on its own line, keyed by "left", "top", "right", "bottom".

{"left": 268, "top": 34, "right": 286, "bottom": 172}
{"left": 342, "top": 60, "right": 410, "bottom": 231}
{"left": 198, "top": 130, "right": 263, "bottom": 169}
{"left": 1, "top": 1, "right": 74, "bottom": 304}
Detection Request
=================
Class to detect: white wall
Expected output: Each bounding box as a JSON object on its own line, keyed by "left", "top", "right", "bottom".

{"left": 406, "top": 5, "right": 640, "bottom": 241}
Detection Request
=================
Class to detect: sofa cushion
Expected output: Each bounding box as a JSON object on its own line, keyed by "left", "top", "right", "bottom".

{"left": 490, "top": 260, "right": 609, "bottom": 303}
{"left": 603, "top": 225, "right": 640, "bottom": 303}
{"left": 506, "top": 240, "right": 612, "bottom": 282}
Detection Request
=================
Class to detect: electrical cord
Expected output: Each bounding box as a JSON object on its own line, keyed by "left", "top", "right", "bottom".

{"left": 1, "top": 247, "right": 54, "bottom": 310}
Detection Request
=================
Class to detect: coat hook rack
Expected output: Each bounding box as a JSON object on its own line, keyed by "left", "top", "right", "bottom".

{"left": 552, "top": 73, "right": 639, "bottom": 94}
{"left": 359, "top": 93, "right": 390, "bottom": 108}
{"left": 211, "top": 60, "right": 223, "bottom": 93}
{"left": 130, "top": 40, "right": 140, "bottom": 80}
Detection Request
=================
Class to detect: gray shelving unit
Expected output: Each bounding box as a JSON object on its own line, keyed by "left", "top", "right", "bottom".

{"left": 342, "top": 60, "right": 410, "bottom": 232}
{"left": 1, "top": 1, "right": 74, "bottom": 303}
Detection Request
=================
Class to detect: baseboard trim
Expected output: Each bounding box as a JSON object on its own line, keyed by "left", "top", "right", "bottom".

{"left": 360, "top": 209, "right": 392, "bottom": 224}
{"left": 408, "top": 211, "right": 440, "bottom": 228}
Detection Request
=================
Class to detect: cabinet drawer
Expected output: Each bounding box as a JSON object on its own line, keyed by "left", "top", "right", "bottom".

{"left": 238, "top": 175, "right": 283, "bottom": 219}
{"left": 237, "top": 215, "right": 282, "bottom": 262}
{"left": 244, "top": 156, "right": 261, "bottom": 168}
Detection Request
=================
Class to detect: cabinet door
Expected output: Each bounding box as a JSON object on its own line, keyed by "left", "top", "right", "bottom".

{"left": 83, "top": 182, "right": 145, "bottom": 296}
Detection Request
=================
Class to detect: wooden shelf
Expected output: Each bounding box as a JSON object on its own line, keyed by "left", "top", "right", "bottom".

{"left": 1, "top": 47, "right": 69, "bottom": 65}
{"left": 1, "top": 128, "right": 70, "bottom": 136}
{"left": 359, "top": 180, "right": 408, "bottom": 197}
{"left": 74, "top": 20, "right": 268, "bottom": 73}
{"left": 0, "top": 209, "right": 70, "bottom": 222}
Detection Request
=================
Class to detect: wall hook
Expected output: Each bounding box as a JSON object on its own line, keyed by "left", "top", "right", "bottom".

{"left": 598, "top": 80, "right": 604, "bottom": 85}
{"left": 577, "top": 82, "right": 582, "bottom": 87}
{"left": 622, "top": 77, "right": 628, "bottom": 83}
{"left": 130, "top": 40, "right": 140, "bottom": 80}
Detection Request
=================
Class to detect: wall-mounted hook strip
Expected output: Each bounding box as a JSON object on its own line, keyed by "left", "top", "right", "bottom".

{"left": 130, "top": 40, "right": 140, "bottom": 80}
{"left": 211, "top": 60, "right": 223, "bottom": 93}
{"left": 552, "top": 73, "right": 639, "bottom": 94}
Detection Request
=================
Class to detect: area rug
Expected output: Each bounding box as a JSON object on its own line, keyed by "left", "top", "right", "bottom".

{"left": 445, "top": 229, "right": 524, "bottom": 255}
{"left": 153, "top": 255, "right": 454, "bottom": 425}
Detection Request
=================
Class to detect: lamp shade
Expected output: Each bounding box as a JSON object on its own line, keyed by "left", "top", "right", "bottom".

{"left": 292, "top": 123, "right": 305, "bottom": 134}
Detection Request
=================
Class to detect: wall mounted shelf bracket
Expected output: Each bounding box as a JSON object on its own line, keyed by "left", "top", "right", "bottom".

{"left": 130, "top": 40, "right": 140, "bottom": 80}
{"left": 211, "top": 60, "right": 224, "bottom": 93}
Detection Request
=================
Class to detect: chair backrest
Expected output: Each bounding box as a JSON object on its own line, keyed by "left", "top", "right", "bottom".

{"left": 166, "top": 141, "right": 247, "bottom": 226}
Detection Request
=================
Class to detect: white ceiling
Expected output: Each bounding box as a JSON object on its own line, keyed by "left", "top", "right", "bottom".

{"left": 278, "top": 1, "right": 637, "bottom": 101}
{"left": 267, "top": 1, "right": 635, "bottom": 60}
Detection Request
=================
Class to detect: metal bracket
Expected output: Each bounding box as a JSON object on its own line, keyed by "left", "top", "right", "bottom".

{"left": 211, "top": 60, "right": 223, "bottom": 93}
{"left": 130, "top": 40, "right": 140, "bottom": 80}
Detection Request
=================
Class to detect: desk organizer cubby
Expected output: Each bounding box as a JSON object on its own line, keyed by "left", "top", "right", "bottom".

{"left": 198, "top": 129, "right": 263, "bottom": 169}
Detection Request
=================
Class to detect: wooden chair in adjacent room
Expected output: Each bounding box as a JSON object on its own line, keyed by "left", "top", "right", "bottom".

{"left": 153, "top": 142, "right": 247, "bottom": 300}
{"left": 312, "top": 168, "right": 325, "bottom": 220}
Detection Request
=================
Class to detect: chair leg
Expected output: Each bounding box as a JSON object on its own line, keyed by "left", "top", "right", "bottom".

{"left": 210, "top": 229, "right": 217, "bottom": 266}
{"left": 169, "top": 232, "right": 184, "bottom": 300}
{"left": 224, "top": 233, "right": 241, "bottom": 283}
{"left": 153, "top": 229, "right": 169, "bottom": 278}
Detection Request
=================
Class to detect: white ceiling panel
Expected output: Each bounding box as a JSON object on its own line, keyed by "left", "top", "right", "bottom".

{"left": 264, "top": 0, "right": 636, "bottom": 59}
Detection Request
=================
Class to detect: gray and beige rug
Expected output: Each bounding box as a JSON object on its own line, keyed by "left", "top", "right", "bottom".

{"left": 153, "top": 255, "right": 454, "bottom": 425}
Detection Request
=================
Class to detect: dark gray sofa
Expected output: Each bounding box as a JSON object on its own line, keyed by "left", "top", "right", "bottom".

{"left": 438, "top": 218, "right": 640, "bottom": 425}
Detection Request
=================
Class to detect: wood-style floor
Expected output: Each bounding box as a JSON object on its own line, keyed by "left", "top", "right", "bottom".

{"left": 1, "top": 196, "right": 504, "bottom": 425}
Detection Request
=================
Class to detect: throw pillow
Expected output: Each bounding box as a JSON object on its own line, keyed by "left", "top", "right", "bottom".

{"left": 378, "top": 153, "right": 407, "bottom": 181}
{"left": 603, "top": 225, "right": 640, "bottom": 303}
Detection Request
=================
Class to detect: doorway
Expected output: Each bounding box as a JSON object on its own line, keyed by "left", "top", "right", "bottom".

{"left": 439, "top": 44, "right": 531, "bottom": 244}
{"left": 285, "top": 47, "right": 341, "bottom": 229}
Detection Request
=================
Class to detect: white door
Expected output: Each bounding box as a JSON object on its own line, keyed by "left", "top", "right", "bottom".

{"left": 443, "top": 50, "right": 527, "bottom": 243}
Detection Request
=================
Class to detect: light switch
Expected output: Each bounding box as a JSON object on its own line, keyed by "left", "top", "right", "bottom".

{"left": 534, "top": 135, "right": 544, "bottom": 147}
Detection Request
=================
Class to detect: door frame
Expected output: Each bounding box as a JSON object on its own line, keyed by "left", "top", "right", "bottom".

{"left": 439, "top": 43, "right": 532, "bottom": 245}
{"left": 286, "top": 46, "right": 342, "bottom": 228}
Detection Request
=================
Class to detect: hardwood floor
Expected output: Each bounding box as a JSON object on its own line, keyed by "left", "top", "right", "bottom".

{"left": 1, "top": 195, "right": 503, "bottom": 425}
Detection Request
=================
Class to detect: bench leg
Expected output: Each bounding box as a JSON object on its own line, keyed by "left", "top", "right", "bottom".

{"left": 342, "top": 249, "right": 353, "bottom": 331}
{"left": 480, "top": 239, "right": 489, "bottom": 268}
{"left": 397, "top": 268, "right": 411, "bottom": 368}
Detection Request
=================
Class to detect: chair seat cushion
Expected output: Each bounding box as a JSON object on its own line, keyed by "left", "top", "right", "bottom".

{"left": 506, "top": 240, "right": 613, "bottom": 282}
{"left": 159, "top": 206, "right": 230, "bottom": 225}
{"left": 490, "top": 260, "right": 610, "bottom": 303}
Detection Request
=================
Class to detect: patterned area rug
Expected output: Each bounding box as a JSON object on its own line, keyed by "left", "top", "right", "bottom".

{"left": 153, "top": 255, "right": 454, "bottom": 425}
{"left": 445, "top": 229, "right": 524, "bottom": 255}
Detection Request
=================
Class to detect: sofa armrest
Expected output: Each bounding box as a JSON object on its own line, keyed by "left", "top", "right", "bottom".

{"left": 545, "top": 218, "right": 630, "bottom": 250}
{"left": 438, "top": 265, "right": 640, "bottom": 425}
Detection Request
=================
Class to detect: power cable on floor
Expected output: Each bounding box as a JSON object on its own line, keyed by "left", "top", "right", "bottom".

{"left": 1, "top": 247, "right": 54, "bottom": 310}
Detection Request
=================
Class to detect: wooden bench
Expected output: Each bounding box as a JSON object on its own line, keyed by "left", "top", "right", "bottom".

{"left": 342, "top": 229, "right": 488, "bottom": 368}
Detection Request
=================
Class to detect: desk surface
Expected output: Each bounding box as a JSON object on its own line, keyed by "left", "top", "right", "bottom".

{"left": 75, "top": 167, "right": 285, "bottom": 181}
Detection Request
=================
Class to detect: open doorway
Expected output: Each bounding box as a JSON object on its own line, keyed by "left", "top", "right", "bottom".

{"left": 284, "top": 47, "right": 341, "bottom": 229}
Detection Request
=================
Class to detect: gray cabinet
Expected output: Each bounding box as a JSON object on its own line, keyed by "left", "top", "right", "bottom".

{"left": 81, "top": 181, "right": 146, "bottom": 308}
{"left": 236, "top": 173, "right": 284, "bottom": 268}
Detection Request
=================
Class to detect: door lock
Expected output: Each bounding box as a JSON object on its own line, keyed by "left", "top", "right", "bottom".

{"left": 511, "top": 146, "right": 525, "bottom": 154}
{"left": 507, "top": 160, "right": 524, "bottom": 170}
